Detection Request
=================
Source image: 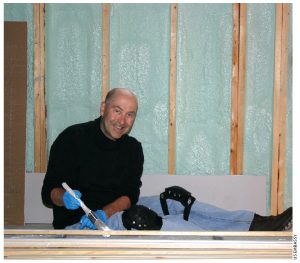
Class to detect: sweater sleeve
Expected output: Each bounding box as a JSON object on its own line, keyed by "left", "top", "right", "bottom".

{"left": 41, "top": 128, "right": 78, "bottom": 207}
{"left": 121, "top": 140, "right": 144, "bottom": 205}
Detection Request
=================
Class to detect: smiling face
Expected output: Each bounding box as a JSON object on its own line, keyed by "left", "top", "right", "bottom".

{"left": 100, "top": 89, "right": 138, "bottom": 141}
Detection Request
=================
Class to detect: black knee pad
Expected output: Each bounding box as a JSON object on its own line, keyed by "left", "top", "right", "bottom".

{"left": 160, "top": 186, "right": 196, "bottom": 221}
{"left": 122, "top": 205, "right": 163, "bottom": 230}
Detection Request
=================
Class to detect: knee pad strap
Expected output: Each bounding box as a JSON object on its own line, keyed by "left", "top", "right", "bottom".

{"left": 160, "top": 186, "right": 195, "bottom": 221}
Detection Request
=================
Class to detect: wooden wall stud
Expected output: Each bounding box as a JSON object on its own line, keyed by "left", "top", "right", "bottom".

{"left": 271, "top": 4, "right": 290, "bottom": 215}
{"left": 34, "top": 3, "right": 47, "bottom": 173}
{"left": 168, "top": 4, "right": 178, "bottom": 175}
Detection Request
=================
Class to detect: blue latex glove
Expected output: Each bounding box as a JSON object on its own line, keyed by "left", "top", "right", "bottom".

{"left": 80, "top": 210, "right": 107, "bottom": 230}
{"left": 63, "top": 190, "right": 82, "bottom": 210}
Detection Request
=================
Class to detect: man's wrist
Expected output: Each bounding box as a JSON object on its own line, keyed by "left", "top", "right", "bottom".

{"left": 50, "top": 187, "right": 65, "bottom": 206}
{"left": 102, "top": 196, "right": 131, "bottom": 219}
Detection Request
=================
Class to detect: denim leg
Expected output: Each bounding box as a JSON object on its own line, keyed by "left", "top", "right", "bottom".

{"left": 65, "top": 196, "right": 255, "bottom": 231}
{"left": 188, "top": 201, "right": 254, "bottom": 231}
{"left": 160, "top": 215, "right": 207, "bottom": 230}
{"left": 138, "top": 195, "right": 254, "bottom": 231}
{"left": 138, "top": 196, "right": 183, "bottom": 216}
{"left": 106, "top": 212, "right": 127, "bottom": 230}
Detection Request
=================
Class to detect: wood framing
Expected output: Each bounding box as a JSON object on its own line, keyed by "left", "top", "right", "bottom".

{"left": 277, "top": 4, "right": 290, "bottom": 214}
{"left": 102, "top": 3, "right": 110, "bottom": 102}
{"left": 4, "top": 229, "right": 292, "bottom": 259}
{"left": 6, "top": 229, "right": 291, "bottom": 236}
{"left": 230, "top": 4, "right": 247, "bottom": 175}
{"left": 230, "top": 4, "right": 240, "bottom": 175}
{"left": 271, "top": 4, "right": 290, "bottom": 215}
{"left": 34, "top": 3, "right": 47, "bottom": 173}
{"left": 168, "top": 4, "right": 178, "bottom": 175}
{"left": 236, "top": 3, "right": 247, "bottom": 175}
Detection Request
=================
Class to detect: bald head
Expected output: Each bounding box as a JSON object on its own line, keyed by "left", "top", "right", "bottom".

{"left": 105, "top": 88, "right": 138, "bottom": 111}
{"left": 100, "top": 88, "right": 138, "bottom": 140}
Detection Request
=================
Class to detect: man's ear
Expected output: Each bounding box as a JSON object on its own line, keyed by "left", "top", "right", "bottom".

{"left": 100, "top": 102, "right": 105, "bottom": 115}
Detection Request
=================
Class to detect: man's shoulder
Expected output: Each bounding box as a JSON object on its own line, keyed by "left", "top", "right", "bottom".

{"left": 123, "top": 134, "right": 142, "bottom": 148}
{"left": 59, "top": 118, "right": 98, "bottom": 138}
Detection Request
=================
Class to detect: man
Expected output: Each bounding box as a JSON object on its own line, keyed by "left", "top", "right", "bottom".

{"left": 42, "top": 88, "right": 144, "bottom": 229}
{"left": 42, "top": 87, "right": 292, "bottom": 231}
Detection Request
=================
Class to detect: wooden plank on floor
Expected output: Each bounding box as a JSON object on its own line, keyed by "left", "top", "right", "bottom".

{"left": 4, "top": 229, "right": 292, "bottom": 259}
{"left": 4, "top": 229, "right": 293, "bottom": 237}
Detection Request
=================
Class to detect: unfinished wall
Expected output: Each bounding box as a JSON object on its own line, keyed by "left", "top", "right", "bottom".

{"left": 4, "top": 3, "right": 293, "bottom": 213}
{"left": 176, "top": 4, "right": 232, "bottom": 175}
{"left": 110, "top": 4, "right": 170, "bottom": 173}
{"left": 45, "top": 4, "right": 103, "bottom": 152}
{"left": 243, "top": 4, "right": 276, "bottom": 206}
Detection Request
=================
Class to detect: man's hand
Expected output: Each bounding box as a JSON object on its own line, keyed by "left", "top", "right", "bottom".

{"left": 63, "top": 190, "right": 82, "bottom": 210}
{"left": 80, "top": 210, "right": 107, "bottom": 230}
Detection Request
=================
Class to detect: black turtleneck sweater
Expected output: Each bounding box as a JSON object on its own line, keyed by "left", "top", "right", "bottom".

{"left": 41, "top": 117, "right": 144, "bottom": 229}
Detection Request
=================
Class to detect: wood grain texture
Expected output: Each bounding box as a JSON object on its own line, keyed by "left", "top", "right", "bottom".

{"left": 34, "top": 3, "right": 47, "bottom": 172}
{"left": 168, "top": 4, "right": 178, "bottom": 175}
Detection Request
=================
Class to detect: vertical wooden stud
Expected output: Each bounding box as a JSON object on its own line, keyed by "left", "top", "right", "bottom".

{"left": 102, "top": 3, "right": 110, "bottom": 102}
{"left": 277, "top": 4, "right": 290, "bottom": 213}
{"left": 271, "top": 4, "right": 289, "bottom": 215}
{"left": 230, "top": 4, "right": 240, "bottom": 175}
{"left": 230, "top": 4, "right": 247, "bottom": 175}
{"left": 168, "top": 4, "right": 178, "bottom": 175}
{"left": 34, "top": 3, "right": 47, "bottom": 172}
{"left": 236, "top": 3, "right": 247, "bottom": 175}
{"left": 271, "top": 4, "right": 282, "bottom": 215}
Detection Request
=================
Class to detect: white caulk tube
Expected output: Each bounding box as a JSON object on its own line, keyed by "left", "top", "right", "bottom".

{"left": 62, "top": 182, "right": 111, "bottom": 234}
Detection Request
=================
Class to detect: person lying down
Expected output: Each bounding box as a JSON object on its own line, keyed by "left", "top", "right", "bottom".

{"left": 65, "top": 186, "right": 293, "bottom": 231}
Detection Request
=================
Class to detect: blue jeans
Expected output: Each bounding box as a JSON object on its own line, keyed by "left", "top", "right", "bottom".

{"left": 66, "top": 195, "right": 254, "bottom": 231}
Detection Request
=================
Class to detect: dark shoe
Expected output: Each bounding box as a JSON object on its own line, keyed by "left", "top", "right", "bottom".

{"left": 249, "top": 207, "right": 292, "bottom": 231}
